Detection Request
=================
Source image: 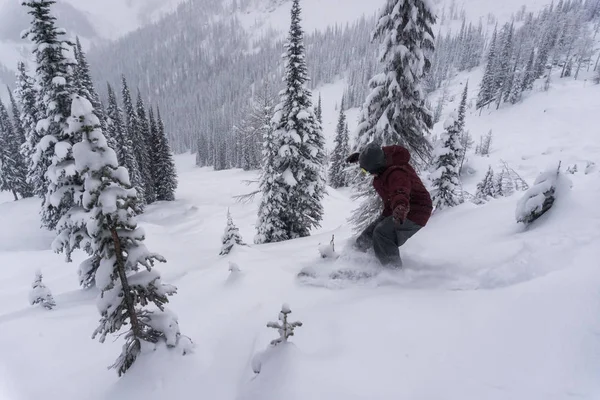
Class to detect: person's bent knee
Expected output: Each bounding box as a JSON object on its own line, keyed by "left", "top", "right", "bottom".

{"left": 373, "top": 224, "right": 393, "bottom": 241}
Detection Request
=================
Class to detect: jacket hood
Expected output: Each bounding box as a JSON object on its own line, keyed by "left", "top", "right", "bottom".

{"left": 383, "top": 145, "right": 411, "bottom": 167}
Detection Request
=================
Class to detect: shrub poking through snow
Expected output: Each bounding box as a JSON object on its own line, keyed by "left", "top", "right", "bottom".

{"left": 267, "top": 304, "right": 303, "bottom": 346}
{"left": 476, "top": 162, "right": 529, "bottom": 204}
{"left": 475, "top": 166, "right": 496, "bottom": 202}
{"left": 494, "top": 167, "right": 512, "bottom": 197}
{"left": 318, "top": 235, "right": 337, "bottom": 259}
{"left": 252, "top": 304, "right": 303, "bottom": 374}
{"left": 29, "top": 271, "right": 55, "bottom": 310}
{"left": 228, "top": 262, "right": 241, "bottom": 273}
{"left": 584, "top": 161, "right": 596, "bottom": 174}
{"left": 220, "top": 210, "right": 245, "bottom": 255}
{"left": 516, "top": 162, "right": 564, "bottom": 225}
{"left": 475, "top": 130, "right": 493, "bottom": 156}
{"left": 499, "top": 160, "right": 529, "bottom": 192}
{"left": 566, "top": 164, "right": 577, "bottom": 174}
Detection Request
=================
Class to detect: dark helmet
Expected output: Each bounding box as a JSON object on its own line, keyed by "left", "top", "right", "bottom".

{"left": 359, "top": 143, "right": 386, "bottom": 174}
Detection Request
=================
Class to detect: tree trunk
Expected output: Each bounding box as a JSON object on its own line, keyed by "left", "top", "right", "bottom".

{"left": 574, "top": 58, "right": 583, "bottom": 81}
{"left": 560, "top": 44, "right": 573, "bottom": 78}
{"left": 459, "top": 150, "right": 467, "bottom": 173}
{"left": 109, "top": 223, "right": 143, "bottom": 339}
{"left": 12, "top": 190, "right": 18, "bottom": 201}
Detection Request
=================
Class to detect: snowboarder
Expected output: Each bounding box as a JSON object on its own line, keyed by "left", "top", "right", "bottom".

{"left": 346, "top": 143, "right": 433, "bottom": 267}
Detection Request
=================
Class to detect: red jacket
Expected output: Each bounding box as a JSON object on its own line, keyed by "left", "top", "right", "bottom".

{"left": 372, "top": 146, "right": 433, "bottom": 227}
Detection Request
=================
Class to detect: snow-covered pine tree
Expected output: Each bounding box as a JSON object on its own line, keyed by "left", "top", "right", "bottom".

{"left": 430, "top": 113, "right": 463, "bottom": 210}
{"left": 535, "top": 20, "right": 556, "bottom": 80}
{"left": 328, "top": 98, "right": 350, "bottom": 188}
{"left": 315, "top": 93, "right": 323, "bottom": 126}
{"left": 476, "top": 26, "right": 498, "bottom": 110}
{"left": 495, "top": 23, "right": 514, "bottom": 109}
{"left": 15, "top": 62, "right": 42, "bottom": 196}
{"left": 65, "top": 95, "right": 188, "bottom": 376}
{"left": 351, "top": 0, "right": 435, "bottom": 230}
{"left": 432, "top": 94, "right": 445, "bottom": 124}
{"left": 242, "top": 85, "right": 276, "bottom": 171}
{"left": 456, "top": 82, "right": 468, "bottom": 134}
{"left": 494, "top": 167, "right": 505, "bottom": 197}
{"left": 563, "top": 59, "right": 572, "bottom": 77}
{"left": 73, "top": 37, "right": 106, "bottom": 134}
{"left": 255, "top": 0, "right": 325, "bottom": 242}
{"left": 121, "top": 76, "right": 146, "bottom": 205}
{"left": 135, "top": 92, "right": 156, "bottom": 204}
{"left": 348, "top": 168, "right": 385, "bottom": 233}
{"left": 458, "top": 128, "right": 474, "bottom": 172}
{"left": 355, "top": 0, "right": 435, "bottom": 161}
{"left": 501, "top": 166, "right": 515, "bottom": 195}
{"left": 508, "top": 69, "right": 523, "bottom": 104}
{"left": 456, "top": 82, "right": 472, "bottom": 171}
{"left": 148, "top": 107, "right": 159, "bottom": 188}
{"left": 154, "top": 107, "right": 178, "bottom": 201}
{"left": 254, "top": 115, "right": 288, "bottom": 244}
{"left": 543, "top": 67, "right": 552, "bottom": 91}
{"left": 475, "top": 166, "right": 496, "bottom": 201}
{"left": 0, "top": 98, "right": 31, "bottom": 200}
{"left": 21, "top": 0, "right": 80, "bottom": 231}
{"left": 7, "top": 87, "right": 34, "bottom": 198}
{"left": 106, "top": 83, "right": 143, "bottom": 212}
{"left": 521, "top": 47, "right": 536, "bottom": 92}
{"left": 479, "top": 130, "right": 493, "bottom": 156}
{"left": 196, "top": 135, "right": 209, "bottom": 167}
{"left": 233, "top": 113, "right": 249, "bottom": 169}
{"left": 220, "top": 209, "right": 245, "bottom": 255}
{"left": 29, "top": 270, "right": 55, "bottom": 310}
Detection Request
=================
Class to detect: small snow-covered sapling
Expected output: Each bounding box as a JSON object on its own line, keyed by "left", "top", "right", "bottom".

{"left": 267, "top": 304, "right": 303, "bottom": 346}
{"left": 585, "top": 161, "right": 596, "bottom": 175}
{"left": 474, "top": 166, "right": 496, "bottom": 202}
{"left": 477, "top": 130, "right": 493, "bottom": 156}
{"left": 228, "top": 262, "right": 241, "bottom": 273}
{"left": 29, "top": 271, "right": 56, "bottom": 310}
{"left": 220, "top": 209, "right": 245, "bottom": 255}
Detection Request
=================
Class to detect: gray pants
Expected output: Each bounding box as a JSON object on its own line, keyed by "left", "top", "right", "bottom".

{"left": 355, "top": 216, "right": 422, "bottom": 267}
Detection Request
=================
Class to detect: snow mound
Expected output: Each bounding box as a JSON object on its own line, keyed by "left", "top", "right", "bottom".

{"left": 515, "top": 164, "right": 572, "bottom": 224}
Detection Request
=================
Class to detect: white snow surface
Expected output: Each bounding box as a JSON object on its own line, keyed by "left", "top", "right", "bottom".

{"left": 1, "top": 48, "right": 600, "bottom": 400}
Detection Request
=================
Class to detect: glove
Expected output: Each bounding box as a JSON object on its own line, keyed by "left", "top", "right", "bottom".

{"left": 393, "top": 205, "right": 408, "bottom": 225}
{"left": 345, "top": 152, "right": 360, "bottom": 163}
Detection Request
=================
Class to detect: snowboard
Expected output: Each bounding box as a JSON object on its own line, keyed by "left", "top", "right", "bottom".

{"left": 296, "top": 236, "right": 382, "bottom": 287}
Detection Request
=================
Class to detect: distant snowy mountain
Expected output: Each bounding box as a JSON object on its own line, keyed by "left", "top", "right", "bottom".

{"left": 0, "top": 0, "right": 184, "bottom": 41}
{"left": 236, "top": 0, "right": 383, "bottom": 39}
{"left": 0, "top": 0, "right": 184, "bottom": 88}
{"left": 0, "top": 0, "right": 554, "bottom": 79}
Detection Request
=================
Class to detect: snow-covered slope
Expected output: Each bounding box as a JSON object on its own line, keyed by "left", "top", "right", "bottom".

{"left": 1, "top": 71, "right": 599, "bottom": 399}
